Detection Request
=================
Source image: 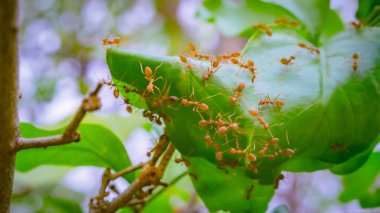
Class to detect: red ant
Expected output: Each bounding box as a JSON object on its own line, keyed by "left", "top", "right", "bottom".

{"left": 215, "top": 114, "right": 241, "bottom": 135}
{"left": 140, "top": 63, "right": 163, "bottom": 94}
{"left": 248, "top": 109, "right": 269, "bottom": 130}
{"left": 275, "top": 18, "right": 298, "bottom": 27}
{"left": 259, "top": 95, "right": 285, "bottom": 108}
{"left": 284, "top": 148, "right": 295, "bottom": 157}
{"left": 204, "top": 133, "right": 220, "bottom": 150}
{"left": 252, "top": 22, "right": 272, "bottom": 36}
{"left": 352, "top": 52, "right": 359, "bottom": 72}
{"left": 217, "top": 52, "right": 241, "bottom": 61}
{"left": 175, "top": 158, "right": 191, "bottom": 167}
{"left": 102, "top": 37, "right": 122, "bottom": 46}
{"left": 351, "top": 21, "right": 363, "bottom": 29}
{"left": 231, "top": 83, "right": 246, "bottom": 104}
{"left": 202, "top": 60, "right": 221, "bottom": 82}
{"left": 246, "top": 153, "right": 257, "bottom": 162}
{"left": 179, "top": 55, "right": 193, "bottom": 70}
{"left": 297, "top": 42, "right": 320, "bottom": 54}
{"left": 229, "top": 147, "right": 248, "bottom": 155}
{"left": 248, "top": 164, "right": 258, "bottom": 174}
{"left": 102, "top": 33, "right": 127, "bottom": 47}
{"left": 230, "top": 58, "right": 257, "bottom": 82}
{"left": 101, "top": 79, "right": 121, "bottom": 99}
{"left": 205, "top": 134, "right": 224, "bottom": 161}
{"left": 188, "top": 42, "right": 211, "bottom": 60}
{"left": 279, "top": 55, "right": 296, "bottom": 66}
{"left": 181, "top": 98, "right": 209, "bottom": 111}
{"left": 151, "top": 95, "right": 179, "bottom": 108}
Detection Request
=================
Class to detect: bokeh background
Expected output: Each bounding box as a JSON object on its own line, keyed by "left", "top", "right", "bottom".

{"left": 13, "top": 0, "right": 380, "bottom": 212}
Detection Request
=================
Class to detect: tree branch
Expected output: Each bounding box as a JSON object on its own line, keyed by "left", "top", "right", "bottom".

{"left": 103, "top": 143, "right": 176, "bottom": 213}
{"left": 0, "top": 0, "right": 19, "bottom": 211}
{"left": 110, "top": 162, "right": 145, "bottom": 180}
{"left": 16, "top": 82, "right": 103, "bottom": 151}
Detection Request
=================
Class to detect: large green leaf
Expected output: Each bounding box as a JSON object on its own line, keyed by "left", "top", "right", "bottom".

{"left": 106, "top": 27, "right": 380, "bottom": 211}
{"left": 340, "top": 152, "right": 380, "bottom": 208}
{"left": 17, "top": 123, "right": 133, "bottom": 181}
{"left": 201, "top": 0, "right": 344, "bottom": 43}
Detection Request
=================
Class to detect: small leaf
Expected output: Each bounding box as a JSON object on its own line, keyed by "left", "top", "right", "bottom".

{"left": 17, "top": 123, "right": 134, "bottom": 181}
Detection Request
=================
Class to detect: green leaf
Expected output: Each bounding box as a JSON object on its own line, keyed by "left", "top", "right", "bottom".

{"left": 188, "top": 157, "right": 274, "bottom": 213}
{"left": 356, "top": 0, "right": 380, "bottom": 20}
{"left": 17, "top": 123, "right": 134, "bottom": 181}
{"left": 106, "top": 27, "right": 380, "bottom": 211}
{"left": 48, "top": 113, "right": 150, "bottom": 141}
{"left": 37, "top": 196, "right": 83, "bottom": 213}
{"left": 200, "top": 0, "right": 299, "bottom": 36}
{"left": 202, "top": 0, "right": 344, "bottom": 43}
{"left": 339, "top": 152, "right": 380, "bottom": 208}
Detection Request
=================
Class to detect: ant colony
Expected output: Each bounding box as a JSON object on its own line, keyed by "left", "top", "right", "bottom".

{"left": 104, "top": 36, "right": 299, "bottom": 190}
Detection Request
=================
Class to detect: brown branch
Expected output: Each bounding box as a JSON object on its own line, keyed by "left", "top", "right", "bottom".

{"left": 110, "top": 162, "right": 145, "bottom": 180}
{"left": 15, "top": 82, "right": 103, "bottom": 151}
{"left": 103, "top": 143, "right": 176, "bottom": 213}
{"left": 0, "top": 0, "right": 19, "bottom": 211}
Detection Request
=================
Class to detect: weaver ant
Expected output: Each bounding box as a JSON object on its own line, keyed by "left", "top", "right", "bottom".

{"left": 140, "top": 63, "right": 163, "bottom": 94}
{"left": 275, "top": 18, "right": 298, "bottom": 27}
{"left": 248, "top": 109, "right": 269, "bottom": 130}
{"left": 259, "top": 95, "right": 285, "bottom": 109}
{"left": 175, "top": 158, "right": 191, "bottom": 167}
{"left": 352, "top": 52, "right": 359, "bottom": 72}
{"left": 252, "top": 22, "right": 272, "bottom": 36}
{"left": 231, "top": 83, "right": 246, "bottom": 104}
{"left": 279, "top": 55, "right": 296, "bottom": 66}
{"left": 297, "top": 42, "right": 320, "bottom": 54}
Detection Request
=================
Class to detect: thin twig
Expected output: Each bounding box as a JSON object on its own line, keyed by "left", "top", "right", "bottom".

{"left": 16, "top": 82, "right": 103, "bottom": 151}
{"left": 110, "top": 162, "right": 145, "bottom": 180}
{"left": 104, "top": 143, "right": 176, "bottom": 213}
{"left": 148, "top": 171, "right": 187, "bottom": 203}
{"left": 105, "top": 173, "right": 145, "bottom": 213}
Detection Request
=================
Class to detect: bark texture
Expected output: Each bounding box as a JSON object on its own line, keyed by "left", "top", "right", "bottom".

{"left": 0, "top": 0, "right": 19, "bottom": 212}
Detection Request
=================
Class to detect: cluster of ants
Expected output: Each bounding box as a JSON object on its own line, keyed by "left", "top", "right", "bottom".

{"left": 102, "top": 18, "right": 362, "bottom": 191}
